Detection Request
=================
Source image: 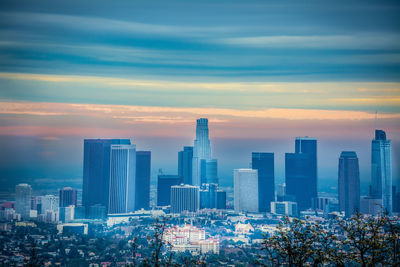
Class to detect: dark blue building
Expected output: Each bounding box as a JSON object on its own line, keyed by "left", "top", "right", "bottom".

{"left": 135, "top": 151, "right": 151, "bottom": 210}
{"left": 82, "top": 139, "right": 130, "bottom": 215}
{"left": 338, "top": 151, "right": 360, "bottom": 218}
{"left": 178, "top": 146, "right": 193, "bottom": 185}
{"left": 157, "top": 175, "right": 183, "bottom": 206}
{"left": 252, "top": 152, "right": 274, "bottom": 212}
{"left": 285, "top": 137, "right": 317, "bottom": 211}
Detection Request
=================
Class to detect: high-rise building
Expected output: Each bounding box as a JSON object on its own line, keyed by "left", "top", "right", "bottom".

{"left": 192, "top": 118, "right": 212, "bottom": 186}
{"left": 285, "top": 137, "right": 317, "bottom": 211}
{"left": 338, "top": 151, "right": 360, "bottom": 217}
{"left": 15, "top": 184, "right": 32, "bottom": 219}
{"left": 276, "top": 183, "right": 286, "bottom": 201}
{"left": 200, "top": 183, "right": 226, "bottom": 209}
{"left": 136, "top": 151, "right": 151, "bottom": 210}
{"left": 82, "top": 139, "right": 131, "bottom": 214}
{"left": 216, "top": 190, "right": 227, "bottom": 210}
{"left": 170, "top": 185, "right": 200, "bottom": 213}
{"left": 157, "top": 175, "right": 183, "bottom": 206}
{"left": 41, "top": 195, "right": 58, "bottom": 214}
{"left": 371, "top": 129, "right": 392, "bottom": 215}
{"left": 108, "top": 144, "right": 136, "bottom": 214}
{"left": 59, "top": 205, "right": 75, "bottom": 223}
{"left": 178, "top": 146, "right": 193, "bottom": 185}
{"left": 59, "top": 187, "right": 77, "bottom": 208}
{"left": 201, "top": 159, "right": 218, "bottom": 185}
{"left": 252, "top": 152, "right": 274, "bottom": 212}
{"left": 234, "top": 169, "right": 259, "bottom": 213}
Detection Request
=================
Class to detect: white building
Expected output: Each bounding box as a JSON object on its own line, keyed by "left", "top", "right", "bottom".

{"left": 271, "top": 201, "right": 298, "bottom": 217}
{"left": 41, "top": 195, "right": 59, "bottom": 214}
{"left": 234, "top": 169, "right": 259, "bottom": 213}
{"left": 163, "top": 225, "right": 219, "bottom": 254}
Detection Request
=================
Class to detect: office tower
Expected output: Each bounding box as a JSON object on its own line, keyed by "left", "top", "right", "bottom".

{"left": 201, "top": 159, "right": 218, "bottom": 184}
{"left": 178, "top": 146, "right": 193, "bottom": 185}
{"left": 338, "top": 151, "right": 360, "bottom": 218}
{"left": 170, "top": 185, "right": 200, "bottom": 213}
{"left": 234, "top": 169, "right": 259, "bottom": 213}
{"left": 371, "top": 129, "right": 392, "bottom": 215}
{"left": 276, "top": 183, "right": 286, "bottom": 201}
{"left": 59, "top": 205, "right": 75, "bottom": 223}
{"left": 200, "top": 183, "right": 217, "bottom": 209}
{"left": 270, "top": 201, "right": 298, "bottom": 217}
{"left": 41, "top": 195, "right": 58, "bottom": 214}
{"left": 252, "top": 152, "right": 274, "bottom": 212}
{"left": 108, "top": 144, "right": 136, "bottom": 214}
{"left": 157, "top": 175, "right": 183, "bottom": 206}
{"left": 59, "top": 187, "right": 77, "bottom": 208}
{"left": 15, "top": 184, "right": 32, "bottom": 219}
{"left": 192, "top": 118, "right": 212, "bottom": 186}
{"left": 136, "top": 151, "right": 151, "bottom": 210}
{"left": 216, "top": 190, "right": 227, "bottom": 209}
{"left": 285, "top": 137, "right": 317, "bottom": 211}
{"left": 83, "top": 139, "right": 131, "bottom": 214}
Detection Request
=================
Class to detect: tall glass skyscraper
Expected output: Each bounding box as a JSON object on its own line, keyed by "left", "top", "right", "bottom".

{"left": 15, "top": 183, "right": 32, "bottom": 219}
{"left": 82, "top": 139, "right": 130, "bottom": 214}
{"left": 178, "top": 146, "right": 193, "bottom": 185}
{"left": 192, "top": 118, "right": 212, "bottom": 186}
{"left": 201, "top": 159, "right": 218, "bottom": 184}
{"left": 135, "top": 151, "right": 151, "bottom": 210}
{"left": 108, "top": 144, "right": 136, "bottom": 214}
{"left": 338, "top": 151, "right": 360, "bottom": 218}
{"left": 285, "top": 137, "right": 317, "bottom": 211}
{"left": 252, "top": 152, "right": 274, "bottom": 212}
{"left": 371, "top": 129, "right": 392, "bottom": 215}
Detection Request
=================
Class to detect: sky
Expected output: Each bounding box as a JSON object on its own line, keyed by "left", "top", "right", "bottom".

{"left": 0, "top": 0, "right": 399, "bottom": 195}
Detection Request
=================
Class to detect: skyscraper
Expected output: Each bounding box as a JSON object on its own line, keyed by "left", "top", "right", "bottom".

{"left": 285, "top": 137, "right": 317, "bottom": 211}
{"left": 338, "top": 151, "right": 360, "bottom": 218}
{"left": 201, "top": 159, "right": 218, "bottom": 184}
{"left": 234, "top": 169, "right": 259, "bottom": 213}
{"left": 192, "top": 118, "right": 212, "bottom": 186}
{"left": 178, "top": 146, "right": 193, "bottom": 185}
{"left": 371, "top": 129, "right": 392, "bottom": 215}
{"left": 59, "top": 187, "right": 77, "bottom": 208}
{"left": 136, "top": 151, "right": 151, "bottom": 210}
{"left": 170, "top": 184, "right": 200, "bottom": 213}
{"left": 15, "top": 183, "right": 32, "bottom": 219}
{"left": 108, "top": 144, "right": 136, "bottom": 214}
{"left": 82, "top": 139, "right": 131, "bottom": 214}
{"left": 41, "top": 195, "right": 58, "bottom": 214}
{"left": 157, "top": 175, "right": 183, "bottom": 206}
{"left": 252, "top": 152, "right": 274, "bottom": 212}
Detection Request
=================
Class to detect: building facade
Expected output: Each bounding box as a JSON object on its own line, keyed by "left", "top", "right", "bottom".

{"left": 371, "top": 129, "right": 392, "bottom": 215}
{"left": 157, "top": 175, "right": 183, "bottom": 206}
{"left": 108, "top": 144, "right": 136, "bottom": 214}
{"left": 192, "top": 118, "right": 212, "bottom": 186}
{"left": 178, "top": 146, "right": 193, "bottom": 185}
{"left": 285, "top": 137, "right": 317, "bottom": 211}
{"left": 15, "top": 184, "right": 32, "bottom": 219}
{"left": 135, "top": 151, "right": 151, "bottom": 210}
{"left": 82, "top": 139, "right": 131, "bottom": 214}
{"left": 59, "top": 187, "right": 77, "bottom": 208}
{"left": 338, "top": 151, "right": 360, "bottom": 218}
{"left": 252, "top": 152, "right": 274, "bottom": 212}
{"left": 170, "top": 185, "right": 200, "bottom": 213}
{"left": 234, "top": 169, "right": 259, "bottom": 213}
